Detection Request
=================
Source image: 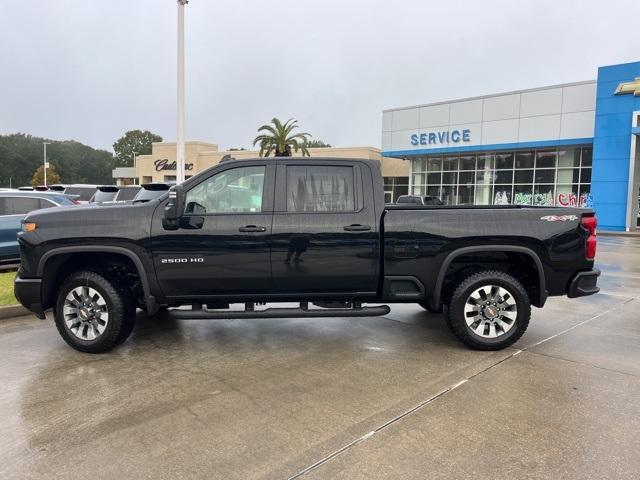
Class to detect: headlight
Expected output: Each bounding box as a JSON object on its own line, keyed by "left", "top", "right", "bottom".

{"left": 22, "top": 222, "right": 37, "bottom": 232}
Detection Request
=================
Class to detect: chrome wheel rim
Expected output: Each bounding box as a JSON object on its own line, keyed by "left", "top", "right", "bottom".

{"left": 63, "top": 286, "right": 109, "bottom": 340}
{"left": 464, "top": 285, "right": 517, "bottom": 339}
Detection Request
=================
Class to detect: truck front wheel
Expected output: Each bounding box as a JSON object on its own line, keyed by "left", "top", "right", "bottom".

{"left": 445, "top": 270, "right": 531, "bottom": 350}
{"left": 54, "top": 270, "right": 136, "bottom": 353}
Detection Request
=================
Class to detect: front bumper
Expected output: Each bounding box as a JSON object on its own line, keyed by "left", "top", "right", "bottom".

{"left": 567, "top": 269, "right": 600, "bottom": 298}
{"left": 14, "top": 276, "right": 45, "bottom": 319}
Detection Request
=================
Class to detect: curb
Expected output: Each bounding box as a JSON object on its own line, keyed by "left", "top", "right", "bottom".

{"left": 0, "top": 304, "right": 31, "bottom": 320}
{"left": 599, "top": 231, "right": 640, "bottom": 237}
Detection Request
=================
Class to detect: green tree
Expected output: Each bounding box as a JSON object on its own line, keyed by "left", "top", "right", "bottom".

{"left": 0, "top": 133, "right": 116, "bottom": 187}
{"left": 253, "top": 118, "right": 311, "bottom": 157}
{"left": 304, "top": 139, "right": 331, "bottom": 148}
{"left": 30, "top": 164, "right": 61, "bottom": 187}
{"left": 112, "top": 130, "right": 162, "bottom": 167}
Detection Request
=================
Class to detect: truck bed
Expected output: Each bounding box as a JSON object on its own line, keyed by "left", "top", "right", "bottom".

{"left": 382, "top": 205, "right": 590, "bottom": 305}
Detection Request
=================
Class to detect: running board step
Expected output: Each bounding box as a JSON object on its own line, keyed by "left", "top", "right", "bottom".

{"left": 167, "top": 304, "right": 390, "bottom": 320}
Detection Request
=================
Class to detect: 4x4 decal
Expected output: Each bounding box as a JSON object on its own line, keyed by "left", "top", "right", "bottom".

{"left": 540, "top": 215, "right": 578, "bottom": 222}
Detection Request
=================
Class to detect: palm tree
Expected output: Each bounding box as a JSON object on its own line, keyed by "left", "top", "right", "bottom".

{"left": 253, "top": 118, "right": 311, "bottom": 157}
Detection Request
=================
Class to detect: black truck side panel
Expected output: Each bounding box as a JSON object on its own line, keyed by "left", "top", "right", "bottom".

{"left": 382, "top": 207, "right": 593, "bottom": 305}
{"left": 17, "top": 201, "right": 162, "bottom": 310}
{"left": 269, "top": 160, "right": 380, "bottom": 296}
{"left": 15, "top": 158, "right": 596, "bottom": 317}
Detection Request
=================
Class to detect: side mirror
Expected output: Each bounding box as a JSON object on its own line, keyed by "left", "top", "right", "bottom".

{"left": 163, "top": 184, "right": 185, "bottom": 230}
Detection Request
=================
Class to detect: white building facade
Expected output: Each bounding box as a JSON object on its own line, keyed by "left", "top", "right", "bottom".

{"left": 381, "top": 60, "right": 640, "bottom": 232}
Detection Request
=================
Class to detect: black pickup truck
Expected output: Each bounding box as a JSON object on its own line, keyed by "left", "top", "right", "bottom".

{"left": 15, "top": 158, "right": 600, "bottom": 353}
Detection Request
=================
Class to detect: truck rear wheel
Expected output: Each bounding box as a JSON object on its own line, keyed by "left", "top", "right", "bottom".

{"left": 54, "top": 270, "right": 135, "bottom": 353}
{"left": 445, "top": 270, "right": 530, "bottom": 350}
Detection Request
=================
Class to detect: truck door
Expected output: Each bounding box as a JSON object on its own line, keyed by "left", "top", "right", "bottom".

{"left": 151, "top": 162, "right": 275, "bottom": 298}
{"left": 270, "top": 160, "right": 379, "bottom": 295}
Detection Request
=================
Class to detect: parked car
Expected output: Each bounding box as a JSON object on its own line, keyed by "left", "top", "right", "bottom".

{"left": 396, "top": 194, "right": 444, "bottom": 206}
{"left": 62, "top": 185, "right": 98, "bottom": 204}
{"left": 90, "top": 186, "right": 119, "bottom": 203}
{"left": 15, "top": 158, "right": 599, "bottom": 353}
{"left": 0, "top": 191, "right": 77, "bottom": 264}
{"left": 132, "top": 183, "right": 172, "bottom": 203}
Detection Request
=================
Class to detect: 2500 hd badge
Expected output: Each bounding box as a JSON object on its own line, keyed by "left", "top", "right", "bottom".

{"left": 161, "top": 257, "right": 204, "bottom": 264}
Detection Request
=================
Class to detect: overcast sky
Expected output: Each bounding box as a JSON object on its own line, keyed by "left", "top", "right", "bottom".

{"left": 1, "top": 0, "right": 639, "bottom": 152}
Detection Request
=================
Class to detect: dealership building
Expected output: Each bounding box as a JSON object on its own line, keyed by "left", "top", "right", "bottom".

{"left": 114, "top": 142, "right": 410, "bottom": 203}
{"left": 382, "top": 61, "right": 640, "bottom": 231}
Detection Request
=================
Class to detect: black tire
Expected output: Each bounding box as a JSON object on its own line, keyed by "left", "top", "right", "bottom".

{"left": 115, "top": 310, "right": 136, "bottom": 346}
{"left": 418, "top": 302, "right": 443, "bottom": 313}
{"left": 445, "top": 270, "right": 531, "bottom": 350}
{"left": 54, "top": 270, "right": 135, "bottom": 353}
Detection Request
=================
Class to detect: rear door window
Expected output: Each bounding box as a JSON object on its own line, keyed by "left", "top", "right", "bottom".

{"left": 286, "top": 166, "right": 355, "bottom": 212}
{"left": 3, "top": 197, "right": 42, "bottom": 215}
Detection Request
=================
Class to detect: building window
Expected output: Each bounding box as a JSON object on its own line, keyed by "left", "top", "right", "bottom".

{"left": 410, "top": 146, "right": 592, "bottom": 207}
{"left": 383, "top": 176, "right": 409, "bottom": 203}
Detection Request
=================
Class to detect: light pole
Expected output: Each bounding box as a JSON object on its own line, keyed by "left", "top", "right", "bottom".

{"left": 43, "top": 142, "right": 51, "bottom": 187}
{"left": 176, "top": 0, "right": 188, "bottom": 184}
{"left": 132, "top": 151, "right": 138, "bottom": 185}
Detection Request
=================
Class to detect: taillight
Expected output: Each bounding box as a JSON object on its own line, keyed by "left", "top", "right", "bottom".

{"left": 581, "top": 215, "right": 597, "bottom": 260}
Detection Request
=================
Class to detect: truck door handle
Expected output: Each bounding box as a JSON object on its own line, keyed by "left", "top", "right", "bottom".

{"left": 343, "top": 224, "right": 371, "bottom": 232}
{"left": 239, "top": 225, "right": 267, "bottom": 233}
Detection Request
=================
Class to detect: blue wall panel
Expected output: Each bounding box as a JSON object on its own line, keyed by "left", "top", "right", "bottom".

{"left": 591, "top": 61, "right": 640, "bottom": 231}
{"left": 592, "top": 136, "right": 632, "bottom": 159}
{"left": 591, "top": 182, "right": 630, "bottom": 204}
{"left": 594, "top": 113, "right": 634, "bottom": 137}
{"left": 591, "top": 163, "right": 634, "bottom": 182}
{"left": 597, "top": 62, "right": 640, "bottom": 82}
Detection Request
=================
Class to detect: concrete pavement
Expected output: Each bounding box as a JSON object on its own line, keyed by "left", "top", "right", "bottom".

{"left": 0, "top": 237, "right": 638, "bottom": 480}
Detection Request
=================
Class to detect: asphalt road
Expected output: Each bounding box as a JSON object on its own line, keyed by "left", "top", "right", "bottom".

{"left": 1, "top": 237, "right": 638, "bottom": 480}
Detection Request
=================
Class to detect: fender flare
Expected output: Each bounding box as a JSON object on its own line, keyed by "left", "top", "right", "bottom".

{"left": 432, "top": 245, "right": 547, "bottom": 309}
{"left": 37, "top": 245, "right": 158, "bottom": 314}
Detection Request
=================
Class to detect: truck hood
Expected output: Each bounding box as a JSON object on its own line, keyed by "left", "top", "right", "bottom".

{"left": 24, "top": 200, "right": 158, "bottom": 241}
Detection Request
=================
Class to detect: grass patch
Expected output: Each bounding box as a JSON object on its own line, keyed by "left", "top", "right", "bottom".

{"left": 0, "top": 271, "right": 17, "bottom": 306}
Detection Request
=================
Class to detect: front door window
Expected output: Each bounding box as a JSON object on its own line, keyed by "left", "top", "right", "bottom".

{"left": 185, "top": 166, "right": 265, "bottom": 214}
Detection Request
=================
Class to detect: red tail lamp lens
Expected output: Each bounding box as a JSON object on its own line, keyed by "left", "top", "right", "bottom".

{"left": 581, "top": 215, "right": 597, "bottom": 260}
